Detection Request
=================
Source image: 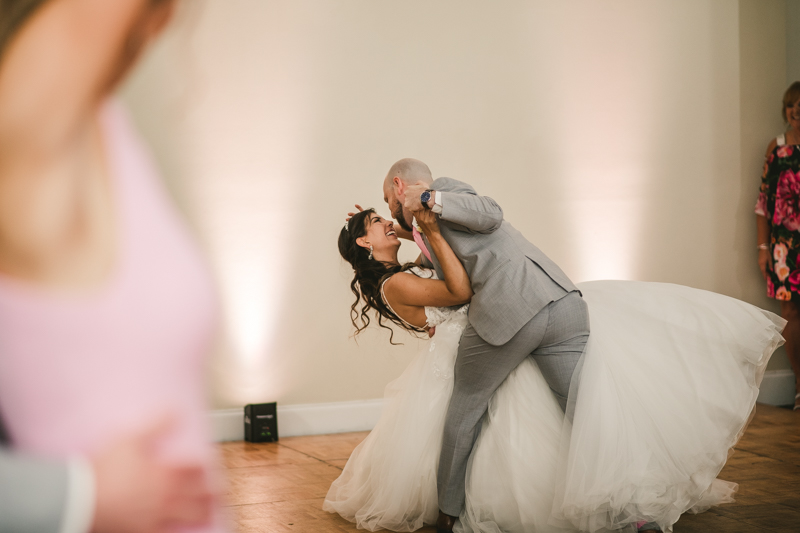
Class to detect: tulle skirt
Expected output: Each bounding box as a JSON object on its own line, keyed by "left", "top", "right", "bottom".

{"left": 323, "top": 308, "right": 469, "bottom": 531}
{"left": 548, "top": 281, "right": 784, "bottom": 532}
{"left": 324, "top": 281, "right": 785, "bottom": 533}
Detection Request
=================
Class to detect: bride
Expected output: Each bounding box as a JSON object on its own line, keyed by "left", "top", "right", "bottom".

{"left": 324, "top": 207, "right": 785, "bottom": 533}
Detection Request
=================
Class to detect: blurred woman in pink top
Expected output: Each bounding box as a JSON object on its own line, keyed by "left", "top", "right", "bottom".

{"left": 0, "top": 1, "right": 223, "bottom": 531}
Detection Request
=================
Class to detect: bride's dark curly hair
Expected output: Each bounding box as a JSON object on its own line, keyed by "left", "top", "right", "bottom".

{"left": 338, "top": 208, "right": 425, "bottom": 344}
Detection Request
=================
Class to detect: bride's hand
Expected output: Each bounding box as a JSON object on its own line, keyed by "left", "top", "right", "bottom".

{"left": 404, "top": 181, "right": 430, "bottom": 212}
{"left": 414, "top": 208, "right": 439, "bottom": 234}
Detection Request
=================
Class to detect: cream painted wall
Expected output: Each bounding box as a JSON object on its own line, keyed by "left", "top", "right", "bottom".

{"left": 787, "top": 0, "right": 800, "bottom": 83}
{"left": 121, "top": 0, "right": 791, "bottom": 409}
{"left": 739, "top": 0, "right": 792, "bottom": 371}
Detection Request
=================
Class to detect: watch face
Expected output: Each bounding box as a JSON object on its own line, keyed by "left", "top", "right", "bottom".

{"left": 420, "top": 190, "right": 431, "bottom": 204}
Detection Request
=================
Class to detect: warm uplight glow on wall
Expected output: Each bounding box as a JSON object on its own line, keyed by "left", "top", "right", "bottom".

{"left": 537, "top": 5, "right": 659, "bottom": 282}
{"left": 187, "top": 138, "right": 303, "bottom": 404}
{"left": 556, "top": 120, "right": 650, "bottom": 282}
{"left": 175, "top": 1, "right": 316, "bottom": 404}
{"left": 203, "top": 178, "right": 288, "bottom": 364}
{"left": 561, "top": 169, "right": 648, "bottom": 282}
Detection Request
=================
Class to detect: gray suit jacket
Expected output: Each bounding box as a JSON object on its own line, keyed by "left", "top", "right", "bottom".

{"left": 0, "top": 415, "right": 68, "bottom": 532}
{"left": 421, "top": 177, "right": 577, "bottom": 346}
{"left": 0, "top": 449, "right": 68, "bottom": 532}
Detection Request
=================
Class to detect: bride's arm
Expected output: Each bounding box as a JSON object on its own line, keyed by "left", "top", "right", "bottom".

{"left": 383, "top": 209, "right": 472, "bottom": 309}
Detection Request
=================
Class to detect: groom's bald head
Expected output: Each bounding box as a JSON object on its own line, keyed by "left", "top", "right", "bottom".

{"left": 384, "top": 158, "right": 433, "bottom": 188}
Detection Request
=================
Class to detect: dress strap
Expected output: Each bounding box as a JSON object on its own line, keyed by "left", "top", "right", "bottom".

{"left": 777, "top": 133, "right": 787, "bottom": 146}
{"left": 380, "top": 274, "right": 425, "bottom": 330}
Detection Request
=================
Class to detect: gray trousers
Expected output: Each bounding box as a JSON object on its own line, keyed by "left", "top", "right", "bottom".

{"left": 437, "top": 291, "right": 590, "bottom": 516}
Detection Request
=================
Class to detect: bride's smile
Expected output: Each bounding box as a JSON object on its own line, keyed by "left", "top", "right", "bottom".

{"left": 356, "top": 213, "right": 402, "bottom": 264}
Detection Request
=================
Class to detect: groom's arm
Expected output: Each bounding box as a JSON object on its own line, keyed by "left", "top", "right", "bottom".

{"left": 425, "top": 177, "right": 504, "bottom": 234}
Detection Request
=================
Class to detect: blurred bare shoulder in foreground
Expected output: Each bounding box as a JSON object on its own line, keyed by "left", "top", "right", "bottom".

{"left": 0, "top": 2, "right": 220, "bottom": 532}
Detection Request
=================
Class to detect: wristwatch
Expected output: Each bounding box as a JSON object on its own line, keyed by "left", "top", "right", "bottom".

{"left": 420, "top": 189, "right": 433, "bottom": 209}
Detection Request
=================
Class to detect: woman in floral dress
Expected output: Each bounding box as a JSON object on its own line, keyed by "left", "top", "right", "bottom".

{"left": 755, "top": 81, "right": 800, "bottom": 410}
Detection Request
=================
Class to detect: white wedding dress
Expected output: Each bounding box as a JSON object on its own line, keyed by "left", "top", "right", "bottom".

{"left": 324, "top": 274, "right": 785, "bottom": 533}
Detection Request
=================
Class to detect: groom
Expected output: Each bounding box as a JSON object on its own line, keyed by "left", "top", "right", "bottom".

{"left": 382, "top": 158, "right": 592, "bottom": 533}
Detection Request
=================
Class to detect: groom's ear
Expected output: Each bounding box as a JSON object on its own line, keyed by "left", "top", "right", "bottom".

{"left": 393, "top": 177, "right": 406, "bottom": 199}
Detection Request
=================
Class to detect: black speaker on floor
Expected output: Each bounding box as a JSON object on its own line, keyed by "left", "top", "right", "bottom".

{"left": 244, "top": 402, "right": 278, "bottom": 442}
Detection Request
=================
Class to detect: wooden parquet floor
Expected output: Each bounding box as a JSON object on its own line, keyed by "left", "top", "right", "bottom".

{"left": 220, "top": 404, "right": 800, "bottom": 532}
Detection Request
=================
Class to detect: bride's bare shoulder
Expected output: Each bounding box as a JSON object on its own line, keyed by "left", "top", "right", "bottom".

{"left": 383, "top": 268, "right": 435, "bottom": 305}
{"left": 383, "top": 270, "right": 417, "bottom": 296}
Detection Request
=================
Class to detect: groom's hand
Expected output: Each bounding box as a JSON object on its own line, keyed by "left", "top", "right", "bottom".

{"left": 404, "top": 181, "right": 431, "bottom": 212}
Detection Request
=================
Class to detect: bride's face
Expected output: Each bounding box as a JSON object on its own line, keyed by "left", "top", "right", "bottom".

{"left": 358, "top": 213, "right": 401, "bottom": 261}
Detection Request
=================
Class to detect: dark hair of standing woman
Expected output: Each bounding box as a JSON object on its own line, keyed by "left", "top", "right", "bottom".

{"left": 338, "top": 208, "right": 425, "bottom": 344}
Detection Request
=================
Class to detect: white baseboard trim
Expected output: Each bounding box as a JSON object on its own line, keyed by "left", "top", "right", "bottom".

{"left": 758, "top": 369, "right": 797, "bottom": 406}
{"left": 209, "top": 370, "right": 797, "bottom": 442}
{"left": 209, "top": 399, "right": 385, "bottom": 442}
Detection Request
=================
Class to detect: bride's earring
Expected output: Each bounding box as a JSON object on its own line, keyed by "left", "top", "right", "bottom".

{"left": 368, "top": 245, "right": 374, "bottom": 260}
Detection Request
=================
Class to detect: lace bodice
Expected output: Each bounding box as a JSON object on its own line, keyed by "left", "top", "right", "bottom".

{"left": 380, "top": 267, "right": 469, "bottom": 328}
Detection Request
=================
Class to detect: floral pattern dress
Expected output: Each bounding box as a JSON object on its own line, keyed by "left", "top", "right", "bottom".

{"left": 755, "top": 135, "right": 800, "bottom": 300}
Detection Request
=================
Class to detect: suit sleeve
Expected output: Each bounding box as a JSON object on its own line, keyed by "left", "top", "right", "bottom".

{"left": 0, "top": 449, "right": 70, "bottom": 532}
{"left": 434, "top": 177, "right": 503, "bottom": 234}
